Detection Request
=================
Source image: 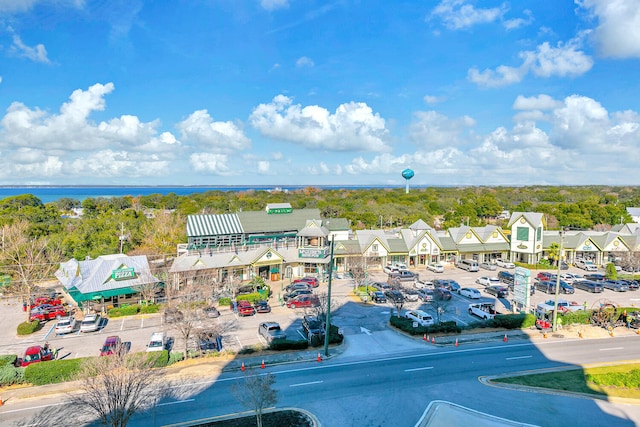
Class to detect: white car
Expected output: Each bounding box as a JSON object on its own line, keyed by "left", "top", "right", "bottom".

{"left": 146, "top": 332, "right": 167, "bottom": 352}
{"left": 404, "top": 310, "right": 435, "bottom": 326}
{"left": 414, "top": 279, "right": 434, "bottom": 290}
{"left": 495, "top": 258, "right": 515, "bottom": 269}
{"left": 55, "top": 316, "right": 76, "bottom": 335}
{"left": 458, "top": 288, "right": 481, "bottom": 299}
{"left": 80, "top": 314, "right": 101, "bottom": 333}
{"left": 427, "top": 263, "right": 444, "bottom": 273}
{"left": 476, "top": 276, "right": 500, "bottom": 287}
{"left": 560, "top": 273, "right": 583, "bottom": 284}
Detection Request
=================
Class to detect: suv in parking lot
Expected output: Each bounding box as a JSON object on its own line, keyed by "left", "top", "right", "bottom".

{"left": 404, "top": 310, "right": 434, "bottom": 326}
{"left": 384, "top": 289, "right": 404, "bottom": 303}
{"left": 259, "top": 322, "right": 287, "bottom": 344}
{"left": 498, "top": 271, "right": 514, "bottom": 284}
{"left": 573, "top": 280, "right": 604, "bottom": 293}
{"left": 485, "top": 286, "right": 509, "bottom": 298}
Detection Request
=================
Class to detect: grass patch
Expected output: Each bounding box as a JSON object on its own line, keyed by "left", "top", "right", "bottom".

{"left": 494, "top": 363, "right": 640, "bottom": 399}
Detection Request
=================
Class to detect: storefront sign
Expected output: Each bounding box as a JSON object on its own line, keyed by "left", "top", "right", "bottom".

{"left": 298, "top": 248, "right": 328, "bottom": 259}
{"left": 112, "top": 268, "right": 135, "bottom": 281}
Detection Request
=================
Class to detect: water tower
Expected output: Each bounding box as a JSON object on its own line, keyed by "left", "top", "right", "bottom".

{"left": 401, "top": 168, "right": 414, "bottom": 194}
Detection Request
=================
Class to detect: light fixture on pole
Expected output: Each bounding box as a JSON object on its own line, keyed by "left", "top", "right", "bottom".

{"left": 552, "top": 229, "right": 566, "bottom": 332}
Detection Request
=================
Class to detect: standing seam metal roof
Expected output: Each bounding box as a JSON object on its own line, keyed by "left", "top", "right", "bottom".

{"left": 187, "top": 214, "right": 244, "bottom": 237}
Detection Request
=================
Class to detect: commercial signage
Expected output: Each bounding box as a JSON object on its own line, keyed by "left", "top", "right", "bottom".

{"left": 112, "top": 268, "right": 135, "bottom": 281}
{"left": 298, "top": 248, "right": 328, "bottom": 259}
{"left": 267, "top": 207, "right": 293, "bottom": 214}
{"left": 513, "top": 267, "right": 531, "bottom": 308}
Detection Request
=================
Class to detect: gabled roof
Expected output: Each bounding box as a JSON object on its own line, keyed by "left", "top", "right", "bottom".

{"left": 409, "top": 219, "right": 433, "bottom": 232}
{"left": 447, "top": 226, "right": 481, "bottom": 244}
{"left": 323, "top": 218, "right": 350, "bottom": 231}
{"left": 354, "top": 230, "right": 392, "bottom": 253}
{"left": 507, "top": 212, "right": 544, "bottom": 228}
{"left": 236, "top": 208, "right": 321, "bottom": 233}
{"left": 612, "top": 223, "right": 640, "bottom": 234}
{"left": 474, "top": 225, "right": 508, "bottom": 242}
{"left": 626, "top": 207, "right": 640, "bottom": 217}
{"left": 297, "top": 220, "right": 330, "bottom": 237}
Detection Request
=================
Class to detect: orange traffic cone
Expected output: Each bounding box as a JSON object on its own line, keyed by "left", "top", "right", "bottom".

{"left": 423, "top": 333, "right": 427, "bottom": 341}
{"left": 0, "top": 396, "right": 3, "bottom": 407}
{"left": 503, "top": 334, "right": 508, "bottom": 342}
{"left": 431, "top": 337, "right": 435, "bottom": 344}
{"left": 317, "top": 353, "right": 322, "bottom": 362}
{"left": 261, "top": 359, "right": 265, "bottom": 369}
{"left": 455, "top": 338, "right": 459, "bottom": 347}
{"left": 241, "top": 362, "right": 245, "bottom": 371}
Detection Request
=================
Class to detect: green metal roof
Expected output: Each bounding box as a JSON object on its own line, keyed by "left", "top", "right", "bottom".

{"left": 236, "top": 208, "right": 321, "bottom": 233}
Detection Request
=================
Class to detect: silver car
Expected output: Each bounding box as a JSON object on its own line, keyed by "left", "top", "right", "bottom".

{"left": 258, "top": 322, "right": 287, "bottom": 344}
{"left": 55, "top": 316, "right": 76, "bottom": 334}
{"left": 80, "top": 314, "right": 101, "bottom": 333}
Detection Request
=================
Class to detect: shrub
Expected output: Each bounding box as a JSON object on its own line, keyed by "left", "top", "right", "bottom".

{"left": 564, "top": 310, "right": 592, "bottom": 325}
{"left": 0, "top": 364, "right": 25, "bottom": 386}
{"left": 389, "top": 316, "right": 462, "bottom": 335}
{"left": 269, "top": 340, "right": 309, "bottom": 351}
{"left": 140, "top": 303, "right": 161, "bottom": 314}
{"left": 236, "top": 293, "right": 262, "bottom": 304}
{"left": 24, "top": 358, "right": 85, "bottom": 385}
{"left": 0, "top": 354, "right": 17, "bottom": 367}
{"left": 328, "top": 323, "right": 344, "bottom": 344}
{"left": 168, "top": 352, "right": 184, "bottom": 365}
{"left": 17, "top": 320, "right": 41, "bottom": 335}
{"left": 486, "top": 313, "right": 535, "bottom": 329}
{"left": 218, "top": 297, "right": 231, "bottom": 307}
{"left": 108, "top": 304, "right": 140, "bottom": 317}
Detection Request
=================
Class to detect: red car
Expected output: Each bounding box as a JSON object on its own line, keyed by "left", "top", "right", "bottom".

{"left": 18, "top": 345, "right": 54, "bottom": 367}
{"left": 237, "top": 300, "right": 256, "bottom": 316}
{"left": 286, "top": 295, "right": 320, "bottom": 309}
{"left": 28, "top": 297, "right": 63, "bottom": 309}
{"left": 30, "top": 305, "right": 68, "bottom": 322}
{"left": 294, "top": 277, "right": 320, "bottom": 288}
{"left": 100, "top": 336, "right": 123, "bottom": 356}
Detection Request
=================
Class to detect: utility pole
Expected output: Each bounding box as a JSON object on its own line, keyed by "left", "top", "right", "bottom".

{"left": 119, "top": 223, "right": 126, "bottom": 254}
{"left": 323, "top": 239, "right": 335, "bottom": 358}
{"left": 552, "top": 229, "right": 565, "bottom": 332}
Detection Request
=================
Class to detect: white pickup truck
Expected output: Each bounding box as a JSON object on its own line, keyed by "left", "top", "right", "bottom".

{"left": 536, "top": 299, "right": 583, "bottom": 315}
{"left": 468, "top": 303, "right": 496, "bottom": 320}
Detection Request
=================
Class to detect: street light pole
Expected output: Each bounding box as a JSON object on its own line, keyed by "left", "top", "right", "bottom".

{"left": 552, "top": 229, "right": 565, "bottom": 332}
{"left": 323, "top": 239, "right": 335, "bottom": 358}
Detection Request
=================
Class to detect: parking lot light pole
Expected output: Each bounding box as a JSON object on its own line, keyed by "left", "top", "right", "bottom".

{"left": 323, "top": 240, "right": 335, "bottom": 358}
{"left": 552, "top": 229, "right": 565, "bottom": 332}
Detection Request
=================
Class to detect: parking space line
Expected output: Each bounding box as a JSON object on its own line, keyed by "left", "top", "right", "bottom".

{"left": 120, "top": 318, "right": 126, "bottom": 331}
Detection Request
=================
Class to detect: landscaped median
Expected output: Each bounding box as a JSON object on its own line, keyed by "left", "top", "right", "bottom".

{"left": 486, "top": 362, "right": 640, "bottom": 401}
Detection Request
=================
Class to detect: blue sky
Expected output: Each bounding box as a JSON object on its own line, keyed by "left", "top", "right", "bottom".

{"left": 1, "top": 0, "right": 639, "bottom": 187}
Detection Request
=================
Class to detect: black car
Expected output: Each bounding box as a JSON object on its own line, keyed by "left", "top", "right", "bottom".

{"left": 302, "top": 315, "right": 325, "bottom": 345}
{"left": 432, "top": 279, "right": 461, "bottom": 292}
{"left": 485, "top": 285, "right": 509, "bottom": 298}
{"left": 534, "top": 279, "right": 575, "bottom": 294}
{"left": 601, "top": 280, "right": 629, "bottom": 292}
{"left": 254, "top": 300, "right": 271, "bottom": 313}
{"left": 285, "top": 282, "right": 312, "bottom": 293}
{"left": 497, "top": 271, "right": 514, "bottom": 284}
{"left": 434, "top": 287, "right": 452, "bottom": 300}
{"left": 384, "top": 289, "right": 404, "bottom": 303}
{"left": 283, "top": 289, "right": 313, "bottom": 302}
{"left": 584, "top": 274, "right": 606, "bottom": 282}
{"left": 620, "top": 279, "right": 639, "bottom": 291}
{"left": 370, "top": 291, "right": 387, "bottom": 303}
{"left": 573, "top": 280, "right": 604, "bottom": 293}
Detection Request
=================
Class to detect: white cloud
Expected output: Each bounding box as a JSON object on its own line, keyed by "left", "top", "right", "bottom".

{"left": 503, "top": 9, "right": 533, "bottom": 30}
{"left": 177, "top": 109, "right": 251, "bottom": 153}
{"left": 0, "top": 0, "right": 83, "bottom": 14}
{"left": 409, "top": 110, "right": 476, "bottom": 149}
{"left": 513, "top": 94, "right": 562, "bottom": 110}
{"left": 249, "top": 95, "right": 392, "bottom": 152}
{"left": 9, "top": 34, "right": 50, "bottom": 63}
{"left": 430, "top": 0, "right": 506, "bottom": 30}
{"left": 423, "top": 95, "right": 445, "bottom": 105}
{"left": 579, "top": 0, "right": 640, "bottom": 58}
{"left": 296, "top": 56, "right": 315, "bottom": 68}
{"left": 468, "top": 37, "right": 593, "bottom": 87}
{"left": 260, "top": 0, "right": 288, "bottom": 11}
{"left": 189, "top": 153, "right": 232, "bottom": 175}
{"left": 257, "top": 160, "right": 271, "bottom": 173}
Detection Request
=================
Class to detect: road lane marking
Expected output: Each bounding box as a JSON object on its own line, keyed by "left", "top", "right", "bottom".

{"left": 405, "top": 366, "right": 434, "bottom": 372}
{"left": 290, "top": 380, "right": 323, "bottom": 387}
{"left": 506, "top": 355, "right": 532, "bottom": 360}
{"left": 599, "top": 347, "right": 624, "bottom": 351}
{"left": 157, "top": 398, "right": 195, "bottom": 406}
{"left": 0, "top": 402, "right": 66, "bottom": 413}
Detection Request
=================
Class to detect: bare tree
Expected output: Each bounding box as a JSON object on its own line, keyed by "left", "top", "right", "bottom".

{"left": 345, "top": 251, "right": 370, "bottom": 294}
{"left": 309, "top": 291, "right": 339, "bottom": 323}
{"left": 231, "top": 369, "right": 278, "bottom": 427}
{"left": 389, "top": 279, "right": 406, "bottom": 317}
{"left": 430, "top": 297, "right": 453, "bottom": 324}
{"left": 0, "top": 220, "right": 63, "bottom": 321}
{"left": 68, "top": 344, "right": 167, "bottom": 427}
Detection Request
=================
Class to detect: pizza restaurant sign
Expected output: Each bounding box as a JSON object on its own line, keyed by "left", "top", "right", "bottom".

{"left": 112, "top": 268, "right": 135, "bottom": 281}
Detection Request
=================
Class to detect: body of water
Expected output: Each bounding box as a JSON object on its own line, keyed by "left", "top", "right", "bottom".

{"left": 0, "top": 185, "right": 395, "bottom": 204}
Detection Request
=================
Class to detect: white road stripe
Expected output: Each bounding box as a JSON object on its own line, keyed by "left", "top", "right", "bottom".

{"left": 290, "top": 380, "right": 323, "bottom": 387}
{"left": 405, "top": 366, "right": 434, "bottom": 372}
{"left": 599, "top": 347, "right": 624, "bottom": 351}
{"left": 506, "top": 355, "right": 532, "bottom": 360}
{"left": 157, "top": 398, "right": 195, "bottom": 406}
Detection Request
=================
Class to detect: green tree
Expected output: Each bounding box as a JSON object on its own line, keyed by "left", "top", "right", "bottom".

{"left": 605, "top": 262, "right": 618, "bottom": 280}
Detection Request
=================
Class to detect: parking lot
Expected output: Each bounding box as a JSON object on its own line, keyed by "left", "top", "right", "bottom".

{"left": 2, "top": 264, "right": 639, "bottom": 361}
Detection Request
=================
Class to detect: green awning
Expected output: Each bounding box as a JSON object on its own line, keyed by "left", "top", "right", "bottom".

{"left": 67, "top": 286, "right": 138, "bottom": 303}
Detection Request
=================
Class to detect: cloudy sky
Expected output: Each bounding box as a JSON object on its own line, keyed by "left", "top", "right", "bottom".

{"left": 1, "top": 0, "right": 639, "bottom": 187}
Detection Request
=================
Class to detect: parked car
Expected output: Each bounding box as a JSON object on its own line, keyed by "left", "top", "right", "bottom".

{"left": 620, "top": 279, "right": 639, "bottom": 291}
{"left": 602, "top": 280, "right": 629, "bottom": 292}
{"left": 584, "top": 273, "right": 606, "bottom": 282}
{"left": 370, "top": 290, "right": 387, "bottom": 303}
{"left": 433, "top": 279, "right": 460, "bottom": 292}
{"left": 80, "top": 313, "right": 101, "bottom": 332}
{"left": 497, "top": 271, "right": 514, "bottom": 284}
{"left": 286, "top": 295, "right": 320, "bottom": 309}
{"left": 254, "top": 300, "right": 271, "bottom": 313}
{"left": 534, "top": 279, "right": 575, "bottom": 294}
{"left": 417, "top": 288, "right": 435, "bottom": 302}
{"left": 485, "top": 286, "right": 509, "bottom": 298}
{"left": 480, "top": 262, "right": 497, "bottom": 271}
{"left": 388, "top": 270, "right": 418, "bottom": 282}
{"left": 203, "top": 306, "right": 220, "bottom": 318}
{"left": 55, "top": 316, "right": 76, "bottom": 335}
{"left": 237, "top": 300, "right": 256, "bottom": 316}
{"left": 434, "top": 287, "right": 452, "bottom": 300}
{"left": 30, "top": 305, "right": 68, "bottom": 322}
{"left": 536, "top": 272, "right": 555, "bottom": 281}
{"left": 576, "top": 259, "right": 598, "bottom": 271}
{"left": 100, "top": 336, "right": 123, "bottom": 356}
{"left": 293, "top": 277, "right": 320, "bottom": 288}
{"left": 285, "top": 282, "right": 312, "bottom": 293}
{"left": 404, "top": 310, "right": 435, "bottom": 326}
{"left": 146, "top": 332, "right": 167, "bottom": 352}
{"left": 560, "top": 273, "right": 583, "bottom": 283}
{"left": 476, "top": 276, "right": 500, "bottom": 287}
{"left": 458, "top": 288, "right": 482, "bottom": 299}
{"left": 403, "top": 289, "right": 420, "bottom": 302}
{"left": 468, "top": 302, "right": 496, "bottom": 320}
{"left": 427, "top": 263, "right": 444, "bottom": 273}
{"left": 302, "top": 315, "right": 325, "bottom": 340}
{"left": 259, "top": 322, "right": 287, "bottom": 344}
{"left": 414, "top": 279, "right": 433, "bottom": 290}
{"left": 284, "top": 289, "right": 313, "bottom": 302}
{"left": 495, "top": 258, "right": 515, "bottom": 269}
{"left": 18, "top": 345, "right": 54, "bottom": 367}
{"left": 573, "top": 280, "right": 604, "bottom": 293}
{"left": 384, "top": 289, "right": 404, "bottom": 303}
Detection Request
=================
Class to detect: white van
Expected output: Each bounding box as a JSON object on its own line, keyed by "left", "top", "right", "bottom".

{"left": 457, "top": 259, "right": 479, "bottom": 272}
{"left": 146, "top": 332, "right": 166, "bottom": 352}
{"left": 404, "top": 310, "right": 435, "bottom": 326}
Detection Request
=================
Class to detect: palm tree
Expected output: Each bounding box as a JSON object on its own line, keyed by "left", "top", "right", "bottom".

{"left": 547, "top": 242, "right": 560, "bottom": 267}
